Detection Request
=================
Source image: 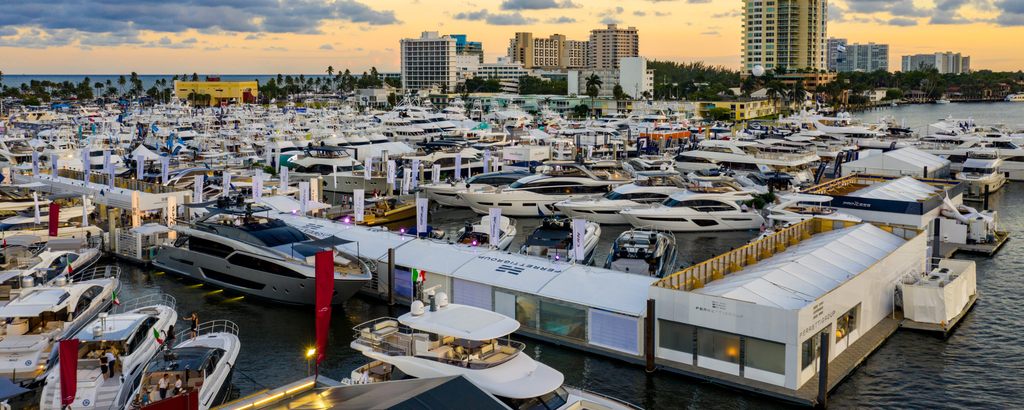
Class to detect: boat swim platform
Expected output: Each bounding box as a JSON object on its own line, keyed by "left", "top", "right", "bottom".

{"left": 939, "top": 231, "right": 1009, "bottom": 257}
{"left": 652, "top": 315, "right": 902, "bottom": 408}
{"left": 12, "top": 169, "right": 190, "bottom": 211}
{"left": 900, "top": 293, "right": 978, "bottom": 339}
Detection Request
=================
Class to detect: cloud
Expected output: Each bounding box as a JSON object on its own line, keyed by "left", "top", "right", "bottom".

{"left": 700, "top": 30, "right": 719, "bottom": 35}
{"left": 453, "top": 9, "right": 536, "bottom": 25}
{"left": 320, "top": 43, "right": 334, "bottom": 50}
{"left": 545, "top": 16, "right": 577, "bottom": 24}
{"left": 597, "top": 6, "right": 625, "bottom": 24}
{"left": 500, "top": 0, "right": 579, "bottom": 10}
{"left": 994, "top": 0, "right": 1024, "bottom": 26}
{"left": 654, "top": 11, "right": 671, "bottom": 16}
{"left": 0, "top": 27, "right": 17, "bottom": 37}
{"left": 712, "top": 10, "right": 741, "bottom": 18}
{"left": 634, "top": 11, "right": 647, "bottom": 16}
{"left": 887, "top": 17, "right": 919, "bottom": 26}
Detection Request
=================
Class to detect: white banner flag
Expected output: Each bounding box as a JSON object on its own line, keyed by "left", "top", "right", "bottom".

{"left": 280, "top": 166, "right": 289, "bottom": 190}
{"left": 416, "top": 197, "right": 429, "bottom": 234}
{"left": 454, "top": 153, "right": 463, "bottom": 180}
{"left": 386, "top": 160, "right": 396, "bottom": 185}
{"left": 488, "top": 208, "right": 501, "bottom": 248}
{"left": 572, "top": 218, "right": 587, "bottom": 262}
{"left": 81, "top": 195, "right": 89, "bottom": 227}
{"left": 586, "top": 145, "right": 593, "bottom": 159}
{"left": 401, "top": 169, "right": 411, "bottom": 195}
{"left": 193, "top": 175, "right": 204, "bottom": 203}
{"left": 104, "top": 150, "right": 114, "bottom": 186}
{"left": 265, "top": 148, "right": 274, "bottom": 169}
{"left": 81, "top": 149, "right": 90, "bottom": 182}
{"left": 51, "top": 153, "right": 59, "bottom": 176}
{"left": 364, "top": 157, "right": 373, "bottom": 180}
{"left": 135, "top": 155, "right": 143, "bottom": 180}
{"left": 161, "top": 156, "right": 169, "bottom": 185}
{"left": 299, "top": 181, "right": 309, "bottom": 215}
{"left": 411, "top": 159, "right": 421, "bottom": 189}
{"left": 483, "top": 150, "right": 490, "bottom": 175}
{"left": 222, "top": 171, "right": 231, "bottom": 196}
{"left": 432, "top": 164, "right": 441, "bottom": 184}
{"left": 33, "top": 192, "right": 40, "bottom": 224}
{"left": 167, "top": 195, "right": 177, "bottom": 228}
{"left": 353, "top": 189, "right": 365, "bottom": 223}
{"left": 252, "top": 171, "right": 263, "bottom": 202}
{"left": 32, "top": 151, "right": 39, "bottom": 176}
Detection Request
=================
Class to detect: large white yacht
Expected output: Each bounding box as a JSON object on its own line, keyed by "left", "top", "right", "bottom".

{"left": 0, "top": 266, "right": 121, "bottom": 383}
{"left": 957, "top": 153, "right": 1007, "bottom": 197}
{"left": 420, "top": 169, "right": 530, "bottom": 208}
{"left": 130, "top": 320, "right": 241, "bottom": 410}
{"left": 554, "top": 172, "right": 687, "bottom": 224}
{"left": 459, "top": 164, "right": 631, "bottom": 216}
{"left": 39, "top": 294, "right": 179, "bottom": 409}
{"left": 347, "top": 298, "right": 637, "bottom": 410}
{"left": 765, "top": 194, "right": 862, "bottom": 227}
{"left": 674, "top": 140, "right": 820, "bottom": 186}
{"left": 0, "top": 203, "right": 103, "bottom": 242}
{"left": 620, "top": 190, "right": 765, "bottom": 232}
{"left": 152, "top": 199, "right": 372, "bottom": 305}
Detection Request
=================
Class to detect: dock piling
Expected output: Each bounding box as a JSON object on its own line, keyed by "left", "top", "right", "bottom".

{"left": 816, "top": 331, "right": 829, "bottom": 408}
{"left": 387, "top": 248, "right": 395, "bottom": 306}
{"left": 644, "top": 299, "right": 656, "bottom": 373}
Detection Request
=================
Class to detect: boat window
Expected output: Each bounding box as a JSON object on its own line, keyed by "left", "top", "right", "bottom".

{"left": 745, "top": 337, "right": 785, "bottom": 375}
{"left": 539, "top": 300, "right": 586, "bottom": 341}
{"left": 227, "top": 254, "right": 307, "bottom": 279}
{"left": 658, "top": 319, "right": 696, "bottom": 355}
{"left": 663, "top": 199, "right": 736, "bottom": 212}
{"left": 697, "top": 327, "right": 741, "bottom": 364}
{"left": 126, "top": 317, "right": 159, "bottom": 355}
{"left": 801, "top": 331, "right": 823, "bottom": 370}
{"left": 188, "top": 237, "right": 235, "bottom": 258}
{"left": 961, "top": 167, "right": 994, "bottom": 174}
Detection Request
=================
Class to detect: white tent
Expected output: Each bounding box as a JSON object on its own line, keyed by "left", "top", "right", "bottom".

{"left": 131, "top": 145, "right": 161, "bottom": 161}
{"left": 841, "top": 147, "right": 950, "bottom": 178}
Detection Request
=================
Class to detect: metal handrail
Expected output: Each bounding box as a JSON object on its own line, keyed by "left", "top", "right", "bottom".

{"left": 69, "top": 264, "right": 121, "bottom": 282}
{"left": 174, "top": 319, "right": 240, "bottom": 342}
{"left": 113, "top": 292, "right": 177, "bottom": 314}
{"left": 563, "top": 385, "right": 645, "bottom": 410}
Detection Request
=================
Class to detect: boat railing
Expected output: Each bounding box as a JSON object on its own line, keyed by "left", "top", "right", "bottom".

{"left": 415, "top": 339, "right": 526, "bottom": 370}
{"left": 114, "top": 293, "right": 177, "bottom": 314}
{"left": 564, "top": 385, "right": 645, "bottom": 410}
{"left": 173, "top": 319, "right": 240, "bottom": 343}
{"left": 69, "top": 264, "right": 121, "bottom": 282}
{"left": 351, "top": 317, "right": 414, "bottom": 356}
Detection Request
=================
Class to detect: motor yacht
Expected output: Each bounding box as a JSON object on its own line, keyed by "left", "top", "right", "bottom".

{"left": 459, "top": 164, "right": 630, "bottom": 216}
{"left": 0, "top": 203, "right": 102, "bottom": 243}
{"left": 130, "top": 320, "right": 241, "bottom": 410}
{"left": 604, "top": 228, "right": 678, "bottom": 277}
{"left": 152, "top": 198, "right": 372, "bottom": 305}
{"left": 0, "top": 265, "right": 121, "bottom": 384}
{"left": 455, "top": 215, "right": 517, "bottom": 251}
{"left": 620, "top": 190, "right": 765, "bottom": 232}
{"left": 765, "top": 194, "right": 861, "bottom": 227}
{"left": 39, "top": 294, "right": 178, "bottom": 409}
{"left": 347, "top": 299, "right": 637, "bottom": 410}
{"left": 352, "top": 196, "right": 416, "bottom": 226}
{"left": 420, "top": 170, "right": 530, "bottom": 208}
{"left": 554, "top": 173, "right": 687, "bottom": 224}
{"left": 520, "top": 216, "right": 600, "bottom": 265}
{"left": 285, "top": 146, "right": 363, "bottom": 179}
{"left": 957, "top": 153, "right": 1007, "bottom": 198}
{"left": 674, "top": 139, "right": 819, "bottom": 186}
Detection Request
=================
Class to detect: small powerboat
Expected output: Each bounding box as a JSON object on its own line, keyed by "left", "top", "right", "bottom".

{"left": 520, "top": 216, "right": 600, "bottom": 264}
{"left": 455, "top": 215, "right": 517, "bottom": 251}
{"left": 604, "top": 228, "right": 678, "bottom": 277}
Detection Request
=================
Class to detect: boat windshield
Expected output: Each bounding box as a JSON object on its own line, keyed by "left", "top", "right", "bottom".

{"left": 962, "top": 167, "right": 994, "bottom": 174}
{"left": 500, "top": 387, "right": 570, "bottom": 410}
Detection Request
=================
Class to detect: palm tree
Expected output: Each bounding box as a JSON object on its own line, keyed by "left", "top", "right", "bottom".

{"left": 765, "top": 81, "right": 785, "bottom": 115}
{"left": 326, "top": 66, "right": 335, "bottom": 94}
{"left": 117, "top": 75, "right": 127, "bottom": 97}
{"left": 584, "top": 74, "right": 602, "bottom": 118}
{"left": 790, "top": 80, "right": 805, "bottom": 112}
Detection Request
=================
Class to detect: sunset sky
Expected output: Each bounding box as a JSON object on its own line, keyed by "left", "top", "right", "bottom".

{"left": 1, "top": 0, "right": 1023, "bottom": 74}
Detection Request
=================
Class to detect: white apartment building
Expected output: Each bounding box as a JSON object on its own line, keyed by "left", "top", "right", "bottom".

{"left": 568, "top": 57, "right": 653, "bottom": 99}
{"left": 743, "top": 0, "right": 828, "bottom": 72}
{"left": 401, "top": 31, "right": 457, "bottom": 91}
{"left": 901, "top": 52, "right": 971, "bottom": 74}
{"left": 588, "top": 24, "right": 639, "bottom": 70}
{"left": 507, "top": 32, "right": 589, "bottom": 70}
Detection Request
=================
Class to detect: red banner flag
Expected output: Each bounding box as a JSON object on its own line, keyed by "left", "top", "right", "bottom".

{"left": 48, "top": 202, "right": 60, "bottom": 237}
{"left": 59, "top": 339, "right": 79, "bottom": 407}
{"left": 314, "top": 250, "right": 334, "bottom": 368}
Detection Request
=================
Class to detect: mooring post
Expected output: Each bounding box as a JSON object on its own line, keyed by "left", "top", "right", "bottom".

{"left": 983, "top": 184, "right": 990, "bottom": 211}
{"left": 644, "top": 298, "right": 656, "bottom": 373}
{"left": 816, "top": 332, "right": 830, "bottom": 408}
{"left": 387, "top": 248, "right": 396, "bottom": 306}
{"left": 932, "top": 218, "right": 942, "bottom": 269}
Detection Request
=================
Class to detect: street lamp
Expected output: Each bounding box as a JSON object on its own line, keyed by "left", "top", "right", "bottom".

{"left": 305, "top": 347, "right": 316, "bottom": 376}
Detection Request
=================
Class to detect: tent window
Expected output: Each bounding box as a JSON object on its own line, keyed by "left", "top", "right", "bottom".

{"left": 744, "top": 337, "right": 785, "bottom": 374}
{"left": 801, "top": 333, "right": 821, "bottom": 370}
{"left": 698, "top": 328, "right": 741, "bottom": 364}
{"left": 539, "top": 300, "right": 586, "bottom": 341}
{"left": 658, "top": 319, "right": 696, "bottom": 355}
{"left": 836, "top": 304, "right": 860, "bottom": 342}
{"left": 515, "top": 294, "right": 539, "bottom": 330}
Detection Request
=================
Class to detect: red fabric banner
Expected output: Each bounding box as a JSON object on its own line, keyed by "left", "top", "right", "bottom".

{"left": 48, "top": 202, "right": 60, "bottom": 237}
{"left": 314, "top": 250, "right": 334, "bottom": 367}
{"left": 59, "top": 338, "right": 79, "bottom": 407}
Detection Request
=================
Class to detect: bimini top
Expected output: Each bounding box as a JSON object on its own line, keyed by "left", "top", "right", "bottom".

{"left": 75, "top": 313, "right": 152, "bottom": 342}
{"left": 849, "top": 176, "right": 941, "bottom": 202}
{"left": 399, "top": 304, "right": 520, "bottom": 341}
{"left": 693, "top": 224, "right": 906, "bottom": 310}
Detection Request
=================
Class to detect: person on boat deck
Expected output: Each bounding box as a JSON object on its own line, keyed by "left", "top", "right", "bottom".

{"left": 158, "top": 374, "right": 169, "bottom": 399}
{"left": 105, "top": 349, "right": 117, "bottom": 378}
{"left": 99, "top": 352, "right": 109, "bottom": 378}
{"left": 174, "top": 375, "right": 183, "bottom": 395}
{"left": 189, "top": 312, "right": 199, "bottom": 339}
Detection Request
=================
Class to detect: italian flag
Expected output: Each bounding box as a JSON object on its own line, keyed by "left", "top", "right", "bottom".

{"left": 153, "top": 328, "right": 164, "bottom": 344}
{"left": 112, "top": 289, "right": 121, "bottom": 306}
{"left": 411, "top": 268, "right": 426, "bottom": 284}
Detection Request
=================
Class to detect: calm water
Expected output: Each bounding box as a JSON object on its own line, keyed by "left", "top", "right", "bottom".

{"left": 103, "top": 102, "right": 1024, "bottom": 409}
{"left": 852, "top": 101, "right": 1024, "bottom": 134}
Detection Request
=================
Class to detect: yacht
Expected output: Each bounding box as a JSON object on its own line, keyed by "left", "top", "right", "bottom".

{"left": 152, "top": 198, "right": 372, "bottom": 305}
{"left": 674, "top": 140, "right": 820, "bottom": 186}
{"left": 421, "top": 169, "right": 531, "bottom": 208}
{"left": 130, "top": 320, "right": 241, "bottom": 410}
{"left": 455, "top": 215, "right": 517, "bottom": 251}
{"left": 459, "top": 164, "right": 630, "bottom": 216}
{"left": 285, "top": 146, "right": 362, "bottom": 179}
{"left": 554, "top": 173, "right": 687, "bottom": 224}
{"left": 620, "top": 190, "right": 765, "bottom": 232}
{"left": 1006, "top": 93, "right": 1024, "bottom": 102}
{"left": 353, "top": 196, "right": 416, "bottom": 226}
{"left": 347, "top": 298, "right": 637, "bottom": 410}
{"left": 957, "top": 153, "right": 1007, "bottom": 198}
{"left": 765, "top": 194, "right": 862, "bottom": 227}
{"left": 0, "top": 265, "right": 121, "bottom": 384}
{"left": 39, "top": 294, "right": 178, "bottom": 410}
{"left": 0, "top": 203, "right": 103, "bottom": 242}
{"left": 604, "top": 229, "right": 678, "bottom": 277}
{"left": 0, "top": 239, "right": 102, "bottom": 305}
{"left": 520, "top": 216, "right": 601, "bottom": 264}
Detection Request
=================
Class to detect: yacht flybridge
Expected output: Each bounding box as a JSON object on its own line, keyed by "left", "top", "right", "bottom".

{"left": 348, "top": 297, "right": 636, "bottom": 410}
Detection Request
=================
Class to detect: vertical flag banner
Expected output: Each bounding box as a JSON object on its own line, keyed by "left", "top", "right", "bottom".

{"left": 483, "top": 150, "right": 490, "bottom": 175}
{"left": 161, "top": 156, "right": 169, "bottom": 185}
{"left": 104, "top": 151, "right": 114, "bottom": 186}
{"left": 411, "top": 159, "right": 421, "bottom": 189}
{"left": 432, "top": 164, "right": 441, "bottom": 184}
{"left": 193, "top": 175, "right": 204, "bottom": 203}
{"left": 454, "top": 153, "right": 463, "bottom": 180}
{"left": 253, "top": 171, "right": 263, "bottom": 202}
{"left": 280, "top": 166, "right": 290, "bottom": 190}
{"left": 102, "top": 150, "right": 111, "bottom": 176}
{"left": 386, "top": 160, "right": 396, "bottom": 186}
{"left": 299, "top": 181, "right": 309, "bottom": 215}
{"left": 222, "top": 171, "right": 231, "bottom": 196}
{"left": 401, "top": 169, "right": 411, "bottom": 195}
{"left": 33, "top": 192, "right": 40, "bottom": 224}
{"left": 48, "top": 202, "right": 59, "bottom": 237}
{"left": 314, "top": 250, "right": 334, "bottom": 368}
{"left": 81, "top": 196, "right": 89, "bottom": 227}
{"left": 572, "top": 218, "right": 586, "bottom": 262}
{"left": 81, "top": 148, "right": 90, "bottom": 182}
{"left": 135, "top": 155, "right": 143, "bottom": 180}
{"left": 166, "top": 195, "right": 177, "bottom": 229}
{"left": 59, "top": 339, "right": 79, "bottom": 407}
{"left": 364, "top": 157, "right": 373, "bottom": 180}
{"left": 488, "top": 208, "right": 501, "bottom": 248}
{"left": 416, "top": 197, "right": 428, "bottom": 234}
{"left": 51, "top": 153, "right": 59, "bottom": 176}
{"left": 587, "top": 145, "right": 594, "bottom": 159}
{"left": 32, "top": 151, "right": 40, "bottom": 176}
{"left": 353, "top": 189, "right": 365, "bottom": 223}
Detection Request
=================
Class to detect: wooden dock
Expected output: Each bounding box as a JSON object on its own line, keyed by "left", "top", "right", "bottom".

{"left": 900, "top": 293, "right": 978, "bottom": 338}
{"left": 939, "top": 231, "right": 1009, "bottom": 257}
{"left": 653, "top": 316, "right": 902, "bottom": 407}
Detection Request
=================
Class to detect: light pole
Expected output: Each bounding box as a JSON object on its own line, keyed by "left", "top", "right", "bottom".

{"left": 305, "top": 347, "right": 316, "bottom": 376}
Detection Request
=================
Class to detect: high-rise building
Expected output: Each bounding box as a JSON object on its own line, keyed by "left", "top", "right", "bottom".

{"left": 400, "top": 31, "right": 457, "bottom": 91}
{"left": 588, "top": 24, "right": 639, "bottom": 70}
{"left": 451, "top": 34, "right": 484, "bottom": 63}
{"left": 742, "top": 0, "right": 828, "bottom": 72}
{"left": 826, "top": 38, "right": 847, "bottom": 71}
{"left": 507, "top": 32, "right": 588, "bottom": 70}
{"left": 836, "top": 43, "right": 889, "bottom": 72}
{"left": 901, "top": 52, "right": 971, "bottom": 74}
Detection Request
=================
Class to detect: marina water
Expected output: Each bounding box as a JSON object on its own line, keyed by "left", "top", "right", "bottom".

{"left": 99, "top": 102, "right": 1024, "bottom": 409}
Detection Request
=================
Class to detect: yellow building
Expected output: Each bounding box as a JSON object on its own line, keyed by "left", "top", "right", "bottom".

{"left": 694, "top": 98, "right": 779, "bottom": 121}
{"left": 173, "top": 80, "right": 258, "bottom": 106}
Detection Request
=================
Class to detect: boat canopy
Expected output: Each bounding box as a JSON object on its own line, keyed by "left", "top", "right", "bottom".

{"left": 850, "top": 176, "right": 941, "bottom": 201}
{"left": 0, "top": 289, "right": 70, "bottom": 317}
{"left": 399, "top": 304, "right": 519, "bottom": 341}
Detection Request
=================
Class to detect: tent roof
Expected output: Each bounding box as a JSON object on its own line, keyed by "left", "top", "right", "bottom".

{"left": 270, "top": 376, "right": 507, "bottom": 410}
{"left": 850, "top": 176, "right": 941, "bottom": 201}
{"left": 845, "top": 147, "right": 949, "bottom": 171}
{"left": 693, "top": 224, "right": 906, "bottom": 310}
